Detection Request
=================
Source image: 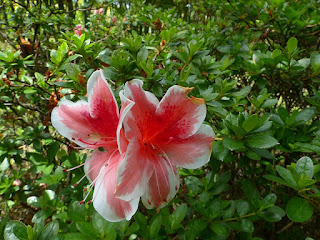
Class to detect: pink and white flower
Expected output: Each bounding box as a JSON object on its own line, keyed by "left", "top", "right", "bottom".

{"left": 51, "top": 70, "right": 137, "bottom": 222}
{"left": 73, "top": 24, "right": 86, "bottom": 36}
{"left": 51, "top": 70, "right": 214, "bottom": 222}
{"left": 115, "top": 80, "right": 214, "bottom": 209}
{"left": 94, "top": 8, "right": 104, "bottom": 15}
{"left": 13, "top": 179, "right": 22, "bottom": 187}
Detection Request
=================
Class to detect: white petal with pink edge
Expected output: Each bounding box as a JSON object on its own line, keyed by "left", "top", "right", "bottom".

{"left": 115, "top": 138, "right": 153, "bottom": 201}
{"left": 87, "top": 69, "right": 119, "bottom": 119}
{"left": 141, "top": 157, "right": 180, "bottom": 209}
{"left": 117, "top": 90, "right": 135, "bottom": 154}
{"left": 51, "top": 100, "right": 94, "bottom": 148}
{"left": 155, "top": 85, "right": 206, "bottom": 140}
{"left": 93, "top": 164, "right": 139, "bottom": 222}
{"left": 163, "top": 124, "right": 214, "bottom": 169}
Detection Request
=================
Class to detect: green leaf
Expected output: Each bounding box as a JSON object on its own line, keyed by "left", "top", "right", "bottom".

{"left": 93, "top": 210, "right": 117, "bottom": 235}
{"left": 124, "top": 222, "right": 139, "bottom": 236}
{"left": 295, "top": 108, "right": 315, "bottom": 124}
{"left": 223, "top": 201, "right": 235, "bottom": 219}
{"left": 242, "top": 115, "right": 259, "bottom": 133}
{"left": 32, "top": 209, "right": 54, "bottom": 224}
{"left": 264, "top": 174, "right": 294, "bottom": 188}
{"left": 223, "top": 137, "right": 244, "bottom": 151}
{"left": 268, "top": 206, "right": 286, "bottom": 218}
{"left": 53, "top": 81, "right": 75, "bottom": 88}
{"left": 286, "top": 197, "right": 313, "bottom": 222}
{"left": 150, "top": 215, "right": 162, "bottom": 237}
{"left": 47, "top": 142, "right": 60, "bottom": 163}
{"left": 63, "top": 233, "right": 88, "bottom": 240}
{"left": 0, "top": 217, "right": 9, "bottom": 239}
{"left": 240, "top": 219, "right": 254, "bottom": 233}
{"left": 287, "top": 37, "right": 298, "bottom": 56}
{"left": 171, "top": 203, "right": 188, "bottom": 229}
{"left": 244, "top": 134, "right": 278, "bottom": 149}
{"left": 310, "top": 52, "right": 320, "bottom": 71}
{"left": 240, "top": 179, "right": 260, "bottom": 209}
{"left": 275, "top": 165, "right": 298, "bottom": 189}
{"left": 298, "top": 177, "right": 316, "bottom": 188}
{"left": 236, "top": 200, "right": 250, "bottom": 216}
{"left": 230, "top": 86, "right": 251, "bottom": 98}
{"left": 185, "top": 176, "right": 202, "bottom": 194}
{"left": 24, "top": 88, "right": 37, "bottom": 94}
{"left": 137, "top": 47, "right": 148, "bottom": 62}
{"left": 212, "top": 141, "right": 229, "bottom": 162}
{"left": 76, "top": 221, "right": 99, "bottom": 238}
{"left": 39, "top": 221, "right": 59, "bottom": 240}
{"left": 258, "top": 210, "right": 282, "bottom": 222}
{"left": 0, "top": 158, "right": 9, "bottom": 172}
{"left": 67, "top": 201, "right": 90, "bottom": 222}
{"left": 33, "top": 140, "right": 42, "bottom": 152}
{"left": 211, "top": 223, "right": 228, "bottom": 236}
{"left": 296, "top": 156, "right": 313, "bottom": 179}
{"left": 4, "top": 221, "right": 28, "bottom": 240}
{"left": 27, "top": 225, "right": 34, "bottom": 240}
{"left": 261, "top": 194, "right": 276, "bottom": 209}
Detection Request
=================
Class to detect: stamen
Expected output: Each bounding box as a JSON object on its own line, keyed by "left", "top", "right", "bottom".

{"left": 157, "top": 146, "right": 178, "bottom": 190}
{"left": 63, "top": 161, "right": 89, "bottom": 172}
{"left": 157, "top": 157, "right": 170, "bottom": 191}
{"left": 69, "top": 144, "right": 85, "bottom": 150}
{"left": 90, "top": 149, "right": 118, "bottom": 203}
{"left": 76, "top": 137, "right": 117, "bottom": 149}
{"left": 74, "top": 148, "right": 119, "bottom": 204}
{"left": 78, "top": 138, "right": 98, "bottom": 146}
{"left": 154, "top": 164, "right": 162, "bottom": 201}
{"left": 72, "top": 162, "right": 101, "bottom": 187}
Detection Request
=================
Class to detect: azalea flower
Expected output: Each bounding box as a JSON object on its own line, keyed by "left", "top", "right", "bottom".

{"left": 73, "top": 24, "right": 86, "bottom": 36}
{"left": 115, "top": 80, "right": 215, "bottom": 209}
{"left": 51, "top": 70, "right": 138, "bottom": 222}
{"left": 51, "top": 70, "right": 214, "bottom": 222}
{"left": 13, "top": 179, "right": 22, "bottom": 187}
{"left": 94, "top": 8, "right": 104, "bottom": 15}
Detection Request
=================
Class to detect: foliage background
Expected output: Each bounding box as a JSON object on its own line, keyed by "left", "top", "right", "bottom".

{"left": 1, "top": 0, "right": 320, "bottom": 239}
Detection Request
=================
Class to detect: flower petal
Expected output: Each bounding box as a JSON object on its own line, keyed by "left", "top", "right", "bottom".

{"left": 115, "top": 138, "right": 153, "bottom": 201}
{"left": 121, "top": 82, "right": 207, "bottom": 145}
{"left": 84, "top": 149, "right": 117, "bottom": 182}
{"left": 141, "top": 157, "right": 180, "bottom": 209}
{"left": 51, "top": 100, "right": 98, "bottom": 148}
{"left": 122, "top": 79, "right": 159, "bottom": 140}
{"left": 162, "top": 124, "right": 214, "bottom": 169}
{"left": 87, "top": 69, "right": 119, "bottom": 137}
{"left": 93, "top": 158, "right": 139, "bottom": 222}
{"left": 154, "top": 85, "right": 206, "bottom": 142}
{"left": 51, "top": 71, "right": 120, "bottom": 149}
{"left": 116, "top": 90, "right": 135, "bottom": 155}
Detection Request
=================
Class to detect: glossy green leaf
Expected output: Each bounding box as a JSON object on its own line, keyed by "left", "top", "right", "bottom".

{"left": 296, "top": 156, "right": 313, "bottom": 179}
{"left": 286, "top": 197, "right": 313, "bottom": 222}
{"left": 287, "top": 37, "right": 298, "bottom": 56}
{"left": 4, "top": 221, "right": 28, "bottom": 240}
{"left": 244, "top": 134, "right": 278, "bottom": 149}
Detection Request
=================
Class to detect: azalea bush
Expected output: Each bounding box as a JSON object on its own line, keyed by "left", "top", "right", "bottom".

{"left": 1, "top": 0, "right": 320, "bottom": 239}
